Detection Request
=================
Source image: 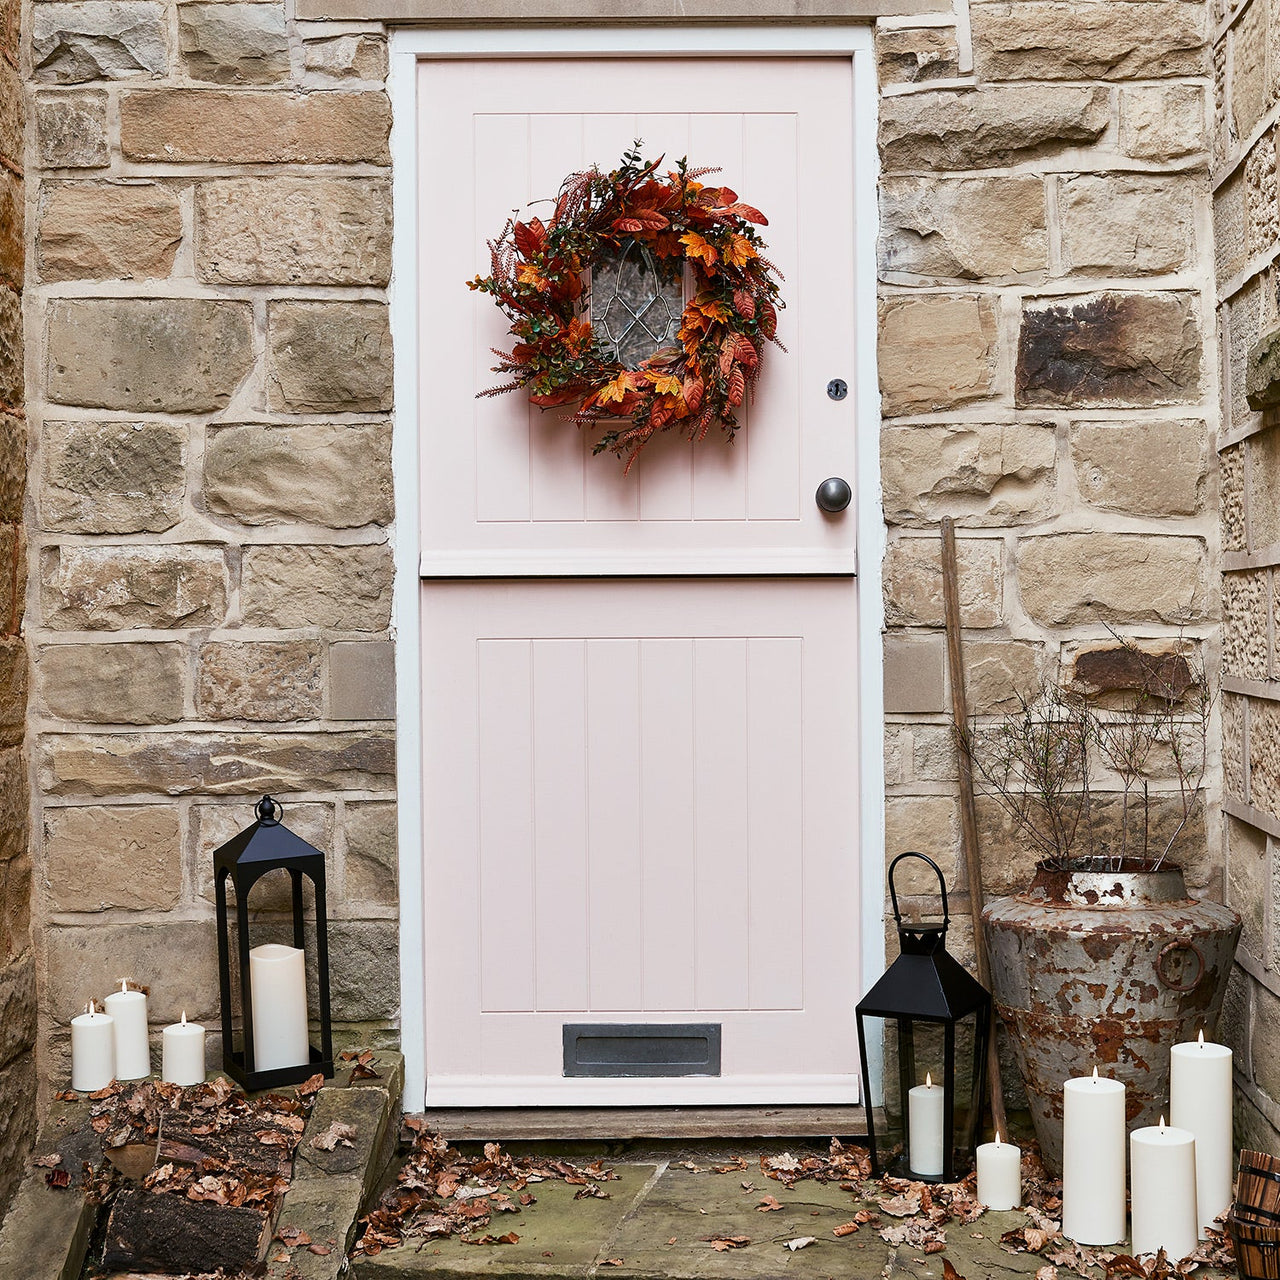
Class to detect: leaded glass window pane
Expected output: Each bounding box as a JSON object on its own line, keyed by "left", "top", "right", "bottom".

{"left": 590, "top": 239, "right": 684, "bottom": 369}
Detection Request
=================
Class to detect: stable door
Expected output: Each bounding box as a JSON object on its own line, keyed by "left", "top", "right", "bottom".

{"left": 418, "top": 53, "right": 863, "bottom": 1104}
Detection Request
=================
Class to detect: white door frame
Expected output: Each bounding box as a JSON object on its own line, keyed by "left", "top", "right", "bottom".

{"left": 388, "top": 24, "right": 886, "bottom": 1111}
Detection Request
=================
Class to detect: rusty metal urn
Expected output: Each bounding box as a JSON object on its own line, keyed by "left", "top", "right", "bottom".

{"left": 984, "top": 858, "right": 1240, "bottom": 1176}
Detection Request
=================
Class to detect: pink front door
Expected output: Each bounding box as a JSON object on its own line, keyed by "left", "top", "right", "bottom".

{"left": 417, "top": 54, "right": 862, "bottom": 1104}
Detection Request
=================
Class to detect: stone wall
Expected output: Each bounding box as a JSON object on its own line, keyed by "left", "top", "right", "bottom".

{"left": 23, "top": 0, "right": 398, "bottom": 1085}
{"left": 876, "top": 2, "right": 1220, "bottom": 978}
{"left": 0, "top": 0, "right": 36, "bottom": 1217}
{"left": 1211, "top": 0, "right": 1280, "bottom": 1153}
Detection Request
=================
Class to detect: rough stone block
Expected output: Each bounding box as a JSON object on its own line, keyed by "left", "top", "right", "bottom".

{"left": 34, "top": 88, "right": 109, "bottom": 167}
{"left": 330, "top": 921, "right": 399, "bottom": 1020}
{"left": 878, "top": 293, "right": 997, "bottom": 416}
{"left": 879, "top": 175, "right": 1046, "bottom": 281}
{"left": 0, "top": 746, "right": 27, "bottom": 863}
{"left": 1246, "top": 132, "right": 1279, "bottom": 261}
{"left": 43, "top": 804, "right": 181, "bottom": 912}
{"left": 972, "top": 1, "right": 1205, "bottom": 81}
{"left": 875, "top": 25, "right": 960, "bottom": 87}
{"left": 0, "top": 1051, "right": 36, "bottom": 1217}
{"left": 1230, "top": 278, "right": 1265, "bottom": 427}
{"left": 121, "top": 89, "right": 391, "bottom": 164}
{"left": 47, "top": 297, "right": 254, "bottom": 413}
{"left": 1016, "top": 292, "right": 1202, "bottom": 408}
{"left": 1069, "top": 419, "right": 1207, "bottom": 515}
{"left": 884, "top": 535, "right": 1003, "bottom": 628}
{"left": 885, "top": 796, "right": 959, "bottom": 890}
{"left": 267, "top": 302, "right": 393, "bottom": 413}
{"left": 0, "top": 286, "right": 19, "bottom": 409}
{"left": 964, "top": 639, "right": 1045, "bottom": 714}
{"left": 329, "top": 641, "right": 395, "bottom": 721}
{"left": 196, "top": 176, "right": 391, "bottom": 286}
{"left": 1233, "top": 0, "right": 1268, "bottom": 140}
{"left": 0, "top": 637, "right": 27, "bottom": 739}
{"left": 0, "top": 411, "right": 23, "bottom": 523}
{"left": 178, "top": 3, "right": 289, "bottom": 84}
{"left": 881, "top": 422, "right": 1056, "bottom": 526}
{"left": 0, "top": 170, "right": 21, "bottom": 289}
{"left": 883, "top": 634, "right": 946, "bottom": 714}
{"left": 241, "top": 544, "right": 393, "bottom": 631}
{"left": 1226, "top": 814, "right": 1267, "bottom": 963}
{"left": 40, "top": 419, "right": 184, "bottom": 533}
{"left": 37, "top": 641, "right": 185, "bottom": 723}
{"left": 1247, "top": 325, "right": 1280, "bottom": 411}
{"left": 880, "top": 85, "right": 1110, "bottom": 171}
{"left": 1271, "top": 573, "right": 1280, "bottom": 679}
{"left": 46, "top": 920, "right": 220, "bottom": 1023}
{"left": 0, "top": 957, "right": 35, "bottom": 1070}
{"left": 0, "top": 855, "right": 30, "bottom": 961}
{"left": 1214, "top": 168, "right": 1248, "bottom": 289}
{"left": 38, "top": 181, "right": 181, "bottom": 281}
{"left": 1017, "top": 532, "right": 1207, "bottom": 625}
{"left": 1120, "top": 83, "right": 1206, "bottom": 160}
{"left": 1221, "top": 441, "right": 1246, "bottom": 552}
{"left": 196, "top": 640, "right": 323, "bottom": 722}
{"left": 1252, "top": 983, "right": 1280, "bottom": 1101}
{"left": 1225, "top": 692, "right": 1247, "bottom": 804}
{"left": 343, "top": 800, "right": 396, "bottom": 906}
{"left": 203, "top": 423, "right": 393, "bottom": 527}
{"left": 1248, "top": 424, "right": 1280, "bottom": 547}
{"left": 40, "top": 544, "right": 228, "bottom": 630}
{"left": 0, "top": 56, "right": 17, "bottom": 165}
{"left": 1224, "top": 570, "right": 1270, "bottom": 679}
{"left": 1059, "top": 175, "right": 1196, "bottom": 276}
{"left": 302, "top": 31, "right": 387, "bottom": 81}
{"left": 0, "top": 524, "right": 19, "bottom": 631}
{"left": 39, "top": 731, "right": 396, "bottom": 797}
{"left": 974, "top": 797, "right": 1042, "bottom": 895}
{"left": 32, "top": 1, "right": 166, "bottom": 83}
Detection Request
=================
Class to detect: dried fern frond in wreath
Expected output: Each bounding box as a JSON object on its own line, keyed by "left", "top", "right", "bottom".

{"left": 468, "top": 144, "right": 786, "bottom": 470}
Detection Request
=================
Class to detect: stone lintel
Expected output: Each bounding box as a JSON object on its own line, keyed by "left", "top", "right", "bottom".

{"left": 295, "top": 0, "right": 947, "bottom": 22}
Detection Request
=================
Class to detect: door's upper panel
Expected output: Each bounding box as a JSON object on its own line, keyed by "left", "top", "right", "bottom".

{"left": 418, "top": 57, "right": 857, "bottom": 575}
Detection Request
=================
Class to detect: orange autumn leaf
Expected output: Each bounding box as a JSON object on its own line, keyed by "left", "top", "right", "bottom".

{"left": 645, "top": 371, "right": 682, "bottom": 398}
{"left": 516, "top": 262, "right": 550, "bottom": 292}
{"left": 724, "top": 235, "right": 758, "bottom": 268}
{"left": 563, "top": 316, "right": 592, "bottom": 356}
{"left": 513, "top": 218, "right": 547, "bottom": 257}
{"left": 727, "top": 366, "right": 746, "bottom": 406}
{"left": 680, "top": 232, "right": 718, "bottom": 267}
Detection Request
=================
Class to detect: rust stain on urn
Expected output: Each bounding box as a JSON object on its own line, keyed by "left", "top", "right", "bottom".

{"left": 1015, "top": 292, "right": 1201, "bottom": 408}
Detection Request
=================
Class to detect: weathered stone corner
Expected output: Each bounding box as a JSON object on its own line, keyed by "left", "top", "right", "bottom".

{"left": 1246, "top": 325, "right": 1280, "bottom": 411}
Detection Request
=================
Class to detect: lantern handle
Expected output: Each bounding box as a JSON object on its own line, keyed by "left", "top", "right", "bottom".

{"left": 255, "top": 795, "right": 282, "bottom": 827}
{"left": 887, "top": 851, "right": 949, "bottom": 929}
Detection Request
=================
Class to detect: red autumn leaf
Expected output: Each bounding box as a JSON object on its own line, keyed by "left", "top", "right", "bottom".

{"left": 735, "top": 334, "right": 759, "bottom": 367}
{"left": 726, "top": 366, "right": 746, "bottom": 407}
{"left": 45, "top": 1168, "right": 71, "bottom": 1189}
{"left": 833, "top": 1221, "right": 859, "bottom": 1237}
{"left": 725, "top": 203, "right": 768, "bottom": 225}
{"left": 529, "top": 387, "right": 583, "bottom": 408}
{"left": 513, "top": 218, "right": 546, "bottom": 257}
{"left": 682, "top": 376, "right": 704, "bottom": 412}
{"left": 733, "top": 289, "right": 756, "bottom": 319}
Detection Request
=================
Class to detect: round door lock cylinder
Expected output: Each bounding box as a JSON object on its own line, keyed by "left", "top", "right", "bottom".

{"left": 826, "top": 378, "right": 849, "bottom": 401}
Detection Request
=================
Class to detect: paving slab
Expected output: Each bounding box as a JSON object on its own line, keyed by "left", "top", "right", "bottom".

{"left": 351, "top": 1165, "right": 660, "bottom": 1279}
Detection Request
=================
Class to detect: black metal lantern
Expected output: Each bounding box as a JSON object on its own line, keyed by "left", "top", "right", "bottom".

{"left": 856, "top": 851, "right": 991, "bottom": 1182}
{"left": 213, "top": 795, "right": 334, "bottom": 1090}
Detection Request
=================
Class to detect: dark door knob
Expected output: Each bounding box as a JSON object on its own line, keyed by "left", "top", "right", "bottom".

{"left": 815, "top": 477, "right": 852, "bottom": 513}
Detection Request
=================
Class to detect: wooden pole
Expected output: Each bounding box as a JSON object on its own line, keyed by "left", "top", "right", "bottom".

{"left": 939, "top": 516, "right": 1008, "bottom": 1141}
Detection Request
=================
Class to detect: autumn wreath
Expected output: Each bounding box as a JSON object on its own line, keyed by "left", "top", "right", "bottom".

{"left": 468, "top": 145, "right": 785, "bottom": 469}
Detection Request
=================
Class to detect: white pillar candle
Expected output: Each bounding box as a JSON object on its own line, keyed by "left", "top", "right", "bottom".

{"left": 976, "top": 1131, "right": 1021, "bottom": 1210}
{"left": 1171, "top": 1030, "right": 1233, "bottom": 1238}
{"left": 908, "top": 1072, "right": 945, "bottom": 1177}
{"left": 249, "top": 943, "right": 309, "bottom": 1072}
{"left": 1130, "top": 1117, "right": 1198, "bottom": 1260}
{"left": 71, "top": 1000, "right": 115, "bottom": 1093}
{"left": 104, "top": 980, "right": 150, "bottom": 1080}
{"left": 1062, "top": 1067, "right": 1126, "bottom": 1245}
{"left": 162, "top": 1012, "right": 206, "bottom": 1086}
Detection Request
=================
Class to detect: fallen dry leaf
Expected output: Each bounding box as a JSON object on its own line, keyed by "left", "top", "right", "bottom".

{"left": 833, "top": 1221, "right": 859, "bottom": 1237}
{"left": 757, "top": 1195, "right": 784, "bottom": 1212}
{"left": 310, "top": 1120, "right": 357, "bottom": 1152}
{"left": 784, "top": 1236, "right": 818, "bottom": 1251}
{"left": 299, "top": 1073, "right": 325, "bottom": 1096}
{"left": 944, "top": 1261, "right": 967, "bottom": 1280}
{"left": 879, "top": 1192, "right": 923, "bottom": 1218}
{"left": 601, "top": 1259, "right": 623, "bottom": 1266}
{"left": 705, "top": 1235, "right": 751, "bottom": 1251}
{"left": 1036, "top": 1267, "right": 1059, "bottom": 1280}
{"left": 276, "top": 1226, "right": 311, "bottom": 1247}
{"left": 308, "top": 1244, "right": 332, "bottom": 1256}
{"left": 33, "top": 1153, "right": 61, "bottom": 1168}
{"left": 45, "top": 1168, "right": 71, "bottom": 1189}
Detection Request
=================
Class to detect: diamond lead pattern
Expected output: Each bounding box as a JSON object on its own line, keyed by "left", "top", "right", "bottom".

{"left": 592, "top": 239, "right": 683, "bottom": 369}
